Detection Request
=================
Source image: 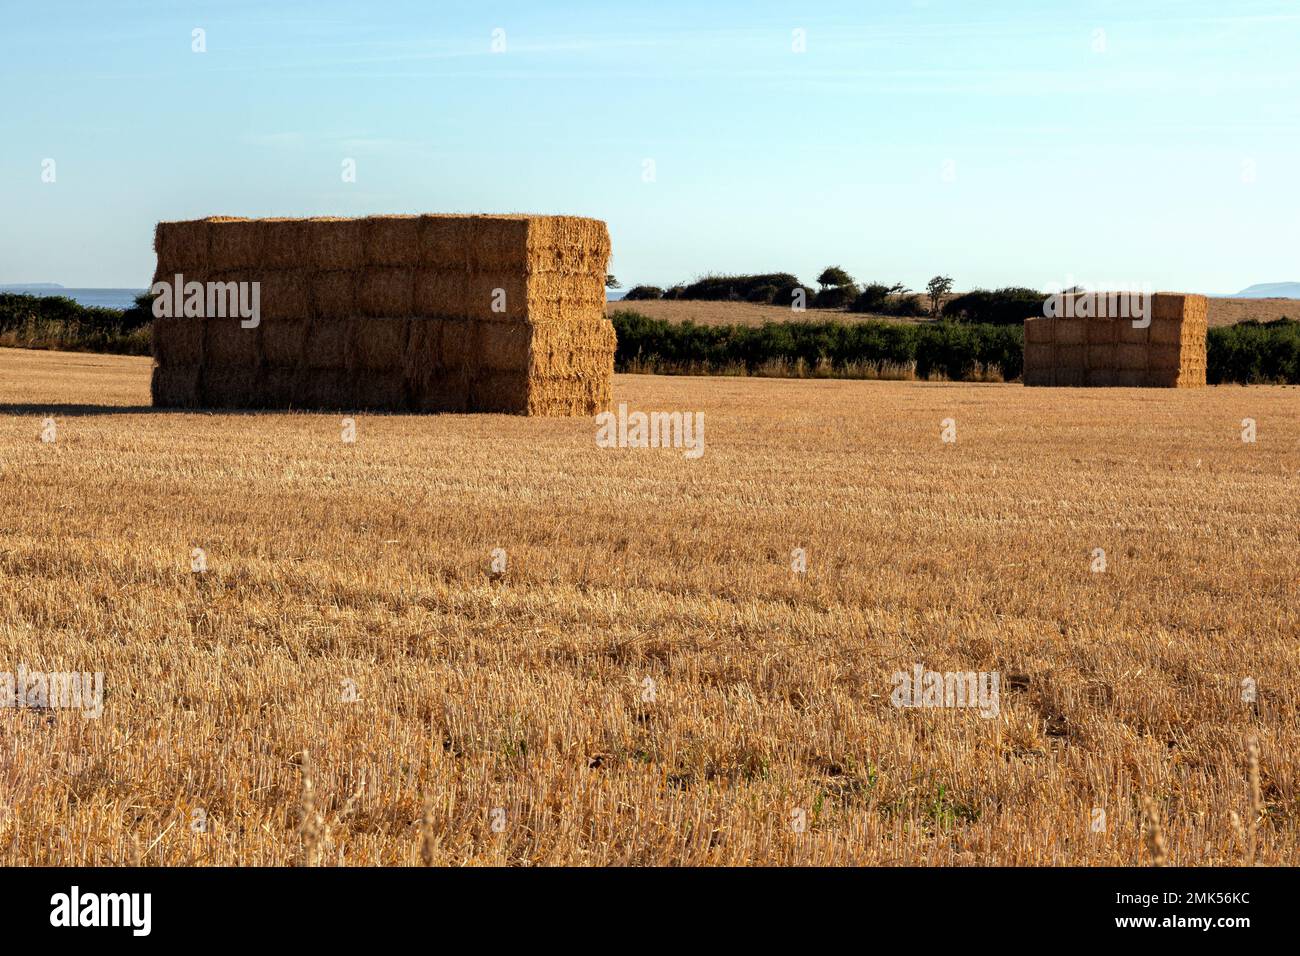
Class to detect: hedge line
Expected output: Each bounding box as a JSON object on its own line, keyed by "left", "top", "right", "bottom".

{"left": 611, "top": 310, "right": 1023, "bottom": 381}
{"left": 5, "top": 293, "right": 1295, "bottom": 385}
{"left": 1207, "top": 319, "right": 1300, "bottom": 384}
{"left": 612, "top": 311, "right": 1300, "bottom": 384}
{"left": 0, "top": 293, "right": 152, "bottom": 355}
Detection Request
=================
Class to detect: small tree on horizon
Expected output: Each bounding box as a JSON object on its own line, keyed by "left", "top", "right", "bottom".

{"left": 605, "top": 274, "right": 621, "bottom": 289}
{"left": 817, "top": 266, "right": 854, "bottom": 290}
{"left": 926, "top": 275, "right": 954, "bottom": 316}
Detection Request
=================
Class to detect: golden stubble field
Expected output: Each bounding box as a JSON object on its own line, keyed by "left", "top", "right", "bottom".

{"left": 609, "top": 296, "right": 1297, "bottom": 328}
{"left": 0, "top": 346, "right": 1296, "bottom": 865}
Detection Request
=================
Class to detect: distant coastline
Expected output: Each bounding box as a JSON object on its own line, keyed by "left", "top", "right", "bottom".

{"left": 0, "top": 286, "right": 145, "bottom": 310}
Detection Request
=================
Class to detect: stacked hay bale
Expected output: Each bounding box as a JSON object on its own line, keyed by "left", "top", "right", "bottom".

{"left": 1023, "top": 293, "right": 1207, "bottom": 387}
{"left": 150, "top": 215, "right": 614, "bottom": 414}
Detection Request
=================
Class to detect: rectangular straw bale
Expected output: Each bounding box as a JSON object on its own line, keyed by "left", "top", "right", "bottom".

{"left": 190, "top": 273, "right": 250, "bottom": 322}
{"left": 350, "top": 371, "right": 409, "bottom": 410}
{"left": 365, "top": 216, "right": 423, "bottom": 268}
{"left": 204, "top": 319, "right": 261, "bottom": 367}
{"left": 357, "top": 268, "right": 415, "bottom": 317}
{"left": 438, "top": 318, "right": 474, "bottom": 370}
{"left": 263, "top": 368, "right": 302, "bottom": 407}
{"left": 526, "top": 374, "right": 609, "bottom": 416}
{"left": 469, "top": 370, "right": 529, "bottom": 414}
{"left": 150, "top": 365, "right": 201, "bottom": 407}
{"left": 1116, "top": 369, "right": 1146, "bottom": 387}
{"left": 410, "top": 372, "right": 470, "bottom": 413}
{"left": 150, "top": 267, "right": 223, "bottom": 294}
{"left": 1022, "top": 366, "right": 1054, "bottom": 387}
{"left": 350, "top": 317, "right": 410, "bottom": 371}
{"left": 1148, "top": 344, "right": 1183, "bottom": 370}
{"left": 200, "top": 366, "right": 260, "bottom": 408}
{"left": 478, "top": 321, "right": 531, "bottom": 371}
{"left": 465, "top": 272, "right": 528, "bottom": 321}
{"left": 467, "top": 217, "right": 531, "bottom": 271}
{"left": 403, "top": 318, "right": 440, "bottom": 377}
{"left": 1055, "top": 344, "right": 1086, "bottom": 369}
{"left": 154, "top": 221, "right": 209, "bottom": 274}
{"left": 260, "top": 319, "right": 306, "bottom": 367}
{"left": 1054, "top": 319, "right": 1086, "bottom": 345}
{"left": 527, "top": 272, "right": 608, "bottom": 317}
{"left": 405, "top": 319, "right": 471, "bottom": 406}
{"left": 303, "top": 317, "right": 349, "bottom": 369}
{"left": 413, "top": 270, "right": 469, "bottom": 319}
{"left": 295, "top": 369, "right": 349, "bottom": 409}
{"left": 1054, "top": 367, "right": 1085, "bottom": 387}
{"left": 529, "top": 318, "right": 617, "bottom": 377}
{"left": 523, "top": 378, "right": 574, "bottom": 416}
{"left": 261, "top": 219, "right": 314, "bottom": 270}
{"left": 1182, "top": 294, "right": 1209, "bottom": 331}
{"left": 526, "top": 216, "right": 611, "bottom": 274}
{"left": 1087, "top": 318, "right": 1119, "bottom": 344}
{"left": 1087, "top": 344, "right": 1116, "bottom": 368}
{"left": 207, "top": 218, "right": 263, "bottom": 271}
{"left": 1118, "top": 319, "right": 1150, "bottom": 343}
{"left": 152, "top": 317, "right": 204, "bottom": 366}
{"left": 1150, "top": 315, "right": 1184, "bottom": 344}
{"left": 1144, "top": 368, "right": 1181, "bottom": 388}
{"left": 1151, "top": 293, "right": 1189, "bottom": 322}
{"left": 256, "top": 270, "right": 312, "bottom": 321}
{"left": 1086, "top": 368, "right": 1117, "bottom": 387}
{"left": 312, "top": 271, "right": 356, "bottom": 319}
{"left": 1117, "top": 343, "right": 1148, "bottom": 371}
{"left": 529, "top": 272, "right": 608, "bottom": 302}
{"left": 310, "top": 217, "right": 366, "bottom": 270}
{"left": 1024, "top": 318, "right": 1054, "bottom": 345}
{"left": 152, "top": 213, "right": 615, "bottom": 413}
{"left": 417, "top": 216, "right": 472, "bottom": 270}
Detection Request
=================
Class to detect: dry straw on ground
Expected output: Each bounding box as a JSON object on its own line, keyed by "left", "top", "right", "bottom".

{"left": 609, "top": 294, "right": 1292, "bottom": 330}
{"left": 3, "top": 347, "right": 1296, "bottom": 865}
{"left": 1024, "top": 293, "right": 1208, "bottom": 387}
{"left": 151, "top": 214, "right": 615, "bottom": 415}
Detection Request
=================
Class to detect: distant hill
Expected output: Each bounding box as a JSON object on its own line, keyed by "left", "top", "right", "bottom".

{"left": 1234, "top": 282, "right": 1300, "bottom": 299}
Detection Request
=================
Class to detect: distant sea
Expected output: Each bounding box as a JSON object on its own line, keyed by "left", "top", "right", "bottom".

{"left": 5, "top": 285, "right": 622, "bottom": 309}
{"left": 1, "top": 286, "right": 144, "bottom": 310}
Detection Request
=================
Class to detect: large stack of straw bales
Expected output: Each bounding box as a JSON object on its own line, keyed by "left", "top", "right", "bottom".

{"left": 1023, "top": 293, "right": 1208, "bottom": 387}
{"left": 150, "top": 215, "right": 614, "bottom": 414}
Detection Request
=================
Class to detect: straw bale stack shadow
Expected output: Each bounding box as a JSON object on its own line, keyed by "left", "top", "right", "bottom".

{"left": 1023, "top": 293, "right": 1208, "bottom": 388}
{"left": 150, "top": 214, "right": 615, "bottom": 414}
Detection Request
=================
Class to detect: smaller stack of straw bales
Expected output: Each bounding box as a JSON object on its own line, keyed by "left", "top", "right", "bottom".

{"left": 150, "top": 214, "right": 614, "bottom": 414}
{"left": 1023, "top": 293, "right": 1207, "bottom": 387}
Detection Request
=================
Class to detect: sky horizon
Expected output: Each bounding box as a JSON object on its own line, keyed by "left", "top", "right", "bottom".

{"left": 4, "top": 0, "right": 1299, "bottom": 294}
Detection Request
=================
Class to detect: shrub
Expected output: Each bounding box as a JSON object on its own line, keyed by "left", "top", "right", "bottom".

{"left": 812, "top": 284, "right": 859, "bottom": 310}
{"left": 817, "top": 266, "right": 854, "bottom": 289}
{"left": 926, "top": 275, "right": 955, "bottom": 316}
{"left": 675, "top": 273, "right": 803, "bottom": 302}
{"left": 622, "top": 285, "right": 664, "bottom": 301}
{"left": 849, "top": 283, "right": 924, "bottom": 317}
{"left": 610, "top": 309, "right": 1023, "bottom": 381}
{"left": 0, "top": 293, "right": 152, "bottom": 355}
{"left": 1207, "top": 319, "right": 1300, "bottom": 384}
{"left": 771, "top": 284, "right": 815, "bottom": 308}
{"left": 609, "top": 309, "right": 1300, "bottom": 385}
{"left": 747, "top": 284, "right": 779, "bottom": 303}
{"left": 850, "top": 283, "right": 901, "bottom": 313}
{"left": 883, "top": 295, "right": 926, "bottom": 318}
{"left": 943, "top": 287, "right": 1047, "bottom": 325}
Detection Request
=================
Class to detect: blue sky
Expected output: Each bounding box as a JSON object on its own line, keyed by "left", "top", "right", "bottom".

{"left": 2, "top": 0, "right": 1298, "bottom": 293}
